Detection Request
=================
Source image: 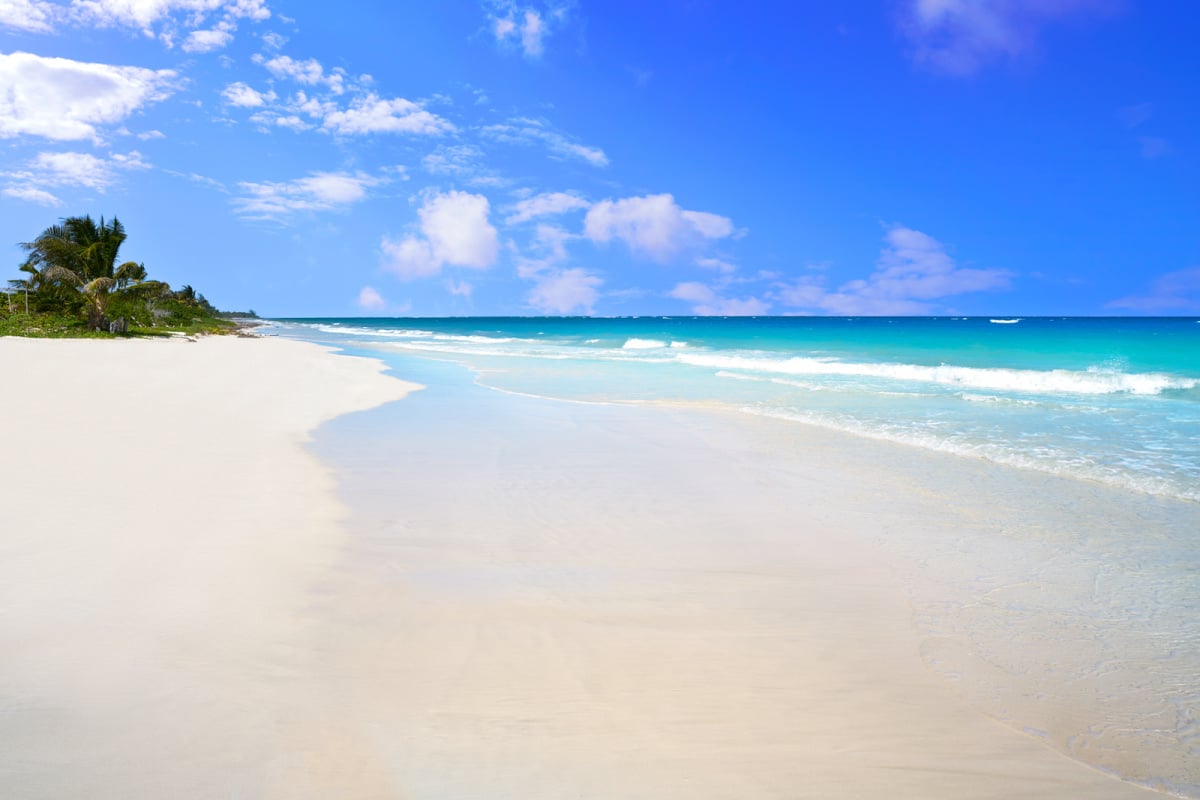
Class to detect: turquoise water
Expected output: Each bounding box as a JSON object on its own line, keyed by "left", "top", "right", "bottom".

{"left": 282, "top": 315, "right": 1200, "bottom": 795}
{"left": 275, "top": 316, "right": 1200, "bottom": 503}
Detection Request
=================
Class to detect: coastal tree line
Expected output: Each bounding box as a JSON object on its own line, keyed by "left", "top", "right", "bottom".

{"left": 4, "top": 214, "right": 236, "bottom": 336}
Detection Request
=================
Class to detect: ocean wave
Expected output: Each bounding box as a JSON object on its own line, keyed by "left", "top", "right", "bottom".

{"left": 990, "top": 318, "right": 1022, "bottom": 324}
{"left": 622, "top": 338, "right": 668, "bottom": 349}
{"left": 740, "top": 407, "right": 1199, "bottom": 503}
{"left": 679, "top": 353, "right": 1198, "bottom": 396}
{"left": 312, "top": 324, "right": 436, "bottom": 338}
{"left": 311, "top": 324, "right": 522, "bottom": 345}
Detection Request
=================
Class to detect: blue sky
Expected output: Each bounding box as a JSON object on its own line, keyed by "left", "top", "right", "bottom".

{"left": 1, "top": 0, "right": 1198, "bottom": 316}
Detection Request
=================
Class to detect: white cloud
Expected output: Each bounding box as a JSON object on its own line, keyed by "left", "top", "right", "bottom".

{"left": 489, "top": 2, "right": 563, "bottom": 58}
{"left": 528, "top": 268, "right": 601, "bottom": 314}
{"left": 584, "top": 193, "right": 736, "bottom": 262}
{"left": 357, "top": 285, "right": 387, "bottom": 311}
{"left": 899, "top": 0, "right": 1119, "bottom": 75}
{"left": 1107, "top": 267, "right": 1200, "bottom": 313}
{"left": 669, "top": 281, "right": 769, "bottom": 316}
{"left": 493, "top": 15, "right": 515, "bottom": 39}
{"left": 421, "top": 144, "right": 484, "bottom": 175}
{"left": 696, "top": 256, "right": 737, "bottom": 274}
{"left": 505, "top": 191, "right": 588, "bottom": 224}
{"left": 231, "top": 73, "right": 454, "bottom": 138}
{"left": 2, "top": 185, "right": 62, "bottom": 206}
{"left": 222, "top": 81, "right": 275, "bottom": 107}
{"left": 72, "top": 0, "right": 269, "bottom": 34}
{"left": 0, "top": 51, "right": 177, "bottom": 142}
{"left": 182, "top": 27, "right": 233, "bottom": 52}
{"left": 520, "top": 9, "right": 544, "bottom": 56}
{"left": 232, "top": 170, "right": 384, "bottom": 219}
{"left": 3, "top": 149, "right": 150, "bottom": 200}
{"left": 0, "top": 0, "right": 55, "bottom": 32}
{"left": 483, "top": 118, "right": 608, "bottom": 167}
{"left": 322, "top": 94, "right": 455, "bottom": 136}
{"left": 381, "top": 190, "right": 499, "bottom": 280}
{"left": 421, "top": 191, "right": 498, "bottom": 267}
{"left": 1, "top": 0, "right": 268, "bottom": 42}
{"left": 775, "top": 225, "right": 1012, "bottom": 314}
{"left": 514, "top": 222, "right": 575, "bottom": 278}
{"left": 379, "top": 236, "right": 440, "bottom": 280}
{"left": 255, "top": 53, "right": 344, "bottom": 93}
{"left": 136, "top": 128, "right": 165, "bottom": 139}
{"left": 446, "top": 279, "right": 473, "bottom": 297}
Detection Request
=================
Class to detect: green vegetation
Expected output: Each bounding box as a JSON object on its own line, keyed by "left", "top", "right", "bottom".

{"left": 4, "top": 214, "right": 237, "bottom": 338}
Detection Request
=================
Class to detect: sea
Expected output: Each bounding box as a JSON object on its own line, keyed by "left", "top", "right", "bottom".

{"left": 275, "top": 315, "right": 1200, "bottom": 504}
{"left": 275, "top": 315, "right": 1200, "bottom": 796}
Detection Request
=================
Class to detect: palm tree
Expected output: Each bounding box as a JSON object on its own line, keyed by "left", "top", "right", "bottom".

{"left": 20, "top": 215, "right": 140, "bottom": 329}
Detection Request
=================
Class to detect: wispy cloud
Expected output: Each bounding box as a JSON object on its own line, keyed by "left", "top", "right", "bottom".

{"left": 1107, "top": 267, "right": 1200, "bottom": 313}
{"left": 898, "top": 0, "right": 1120, "bottom": 75}
{"left": 0, "top": 52, "right": 177, "bottom": 143}
{"left": 321, "top": 94, "right": 455, "bottom": 136}
{"left": 2, "top": 149, "right": 150, "bottom": 205}
{"left": 669, "top": 281, "right": 769, "bottom": 316}
{"left": 0, "top": 0, "right": 55, "bottom": 32}
{"left": 2, "top": 185, "right": 61, "bottom": 206}
{"left": 253, "top": 53, "right": 345, "bottom": 94}
{"left": 227, "top": 54, "right": 455, "bottom": 138}
{"left": 486, "top": 1, "right": 571, "bottom": 58}
{"left": 584, "top": 193, "right": 735, "bottom": 262}
{"left": 774, "top": 225, "right": 1012, "bottom": 314}
{"left": 482, "top": 117, "right": 607, "bottom": 167}
{"left": 528, "top": 267, "right": 601, "bottom": 314}
{"left": 505, "top": 191, "right": 589, "bottom": 224}
{"left": 1, "top": 0, "right": 271, "bottom": 50}
{"left": 232, "top": 170, "right": 386, "bottom": 219}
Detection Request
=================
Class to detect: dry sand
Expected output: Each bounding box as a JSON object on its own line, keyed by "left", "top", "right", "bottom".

{"left": 0, "top": 337, "right": 1162, "bottom": 798}
{"left": 0, "top": 336, "right": 417, "bottom": 798}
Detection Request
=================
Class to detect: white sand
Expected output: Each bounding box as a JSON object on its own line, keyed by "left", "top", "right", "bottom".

{"left": 0, "top": 335, "right": 417, "bottom": 798}
{"left": 0, "top": 337, "right": 1163, "bottom": 798}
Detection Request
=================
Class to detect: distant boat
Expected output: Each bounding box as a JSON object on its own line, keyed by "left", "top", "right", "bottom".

{"left": 990, "top": 318, "right": 1022, "bottom": 324}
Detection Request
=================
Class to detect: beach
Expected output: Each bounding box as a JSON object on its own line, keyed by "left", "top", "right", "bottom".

{"left": 0, "top": 333, "right": 1190, "bottom": 798}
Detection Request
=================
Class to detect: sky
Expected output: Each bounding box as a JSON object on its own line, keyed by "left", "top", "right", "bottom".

{"left": 1, "top": 0, "right": 1198, "bottom": 317}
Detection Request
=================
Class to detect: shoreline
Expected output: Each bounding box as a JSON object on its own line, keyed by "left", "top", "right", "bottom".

{"left": 1, "top": 336, "right": 1191, "bottom": 797}
{"left": 309, "top": 351, "right": 1184, "bottom": 798}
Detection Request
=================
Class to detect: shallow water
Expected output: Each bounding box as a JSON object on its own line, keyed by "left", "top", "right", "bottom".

{"left": 278, "top": 316, "right": 1200, "bottom": 502}
{"left": 284, "top": 321, "right": 1200, "bottom": 796}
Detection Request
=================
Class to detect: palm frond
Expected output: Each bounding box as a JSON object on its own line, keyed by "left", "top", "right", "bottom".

{"left": 42, "top": 265, "right": 83, "bottom": 286}
{"left": 82, "top": 277, "right": 115, "bottom": 296}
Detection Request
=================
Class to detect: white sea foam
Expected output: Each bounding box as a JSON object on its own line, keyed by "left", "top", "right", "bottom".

{"left": 312, "top": 324, "right": 522, "bottom": 345}
{"left": 679, "top": 353, "right": 1197, "bottom": 396}
{"left": 622, "top": 338, "right": 669, "bottom": 349}
{"left": 740, "top": 406, "right": 1199, "bottom": 502}
{"left": 313, "top": 324, "right": 436, "bottom": 338}
{"left": 990, "top": 318, "right": 1022, "bottom": 324}
{"left": 958, "top": 393, "right": 1043, "bottom": 408}
{"left": 715, "top": 370, "right": 826, "bottom": 391}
